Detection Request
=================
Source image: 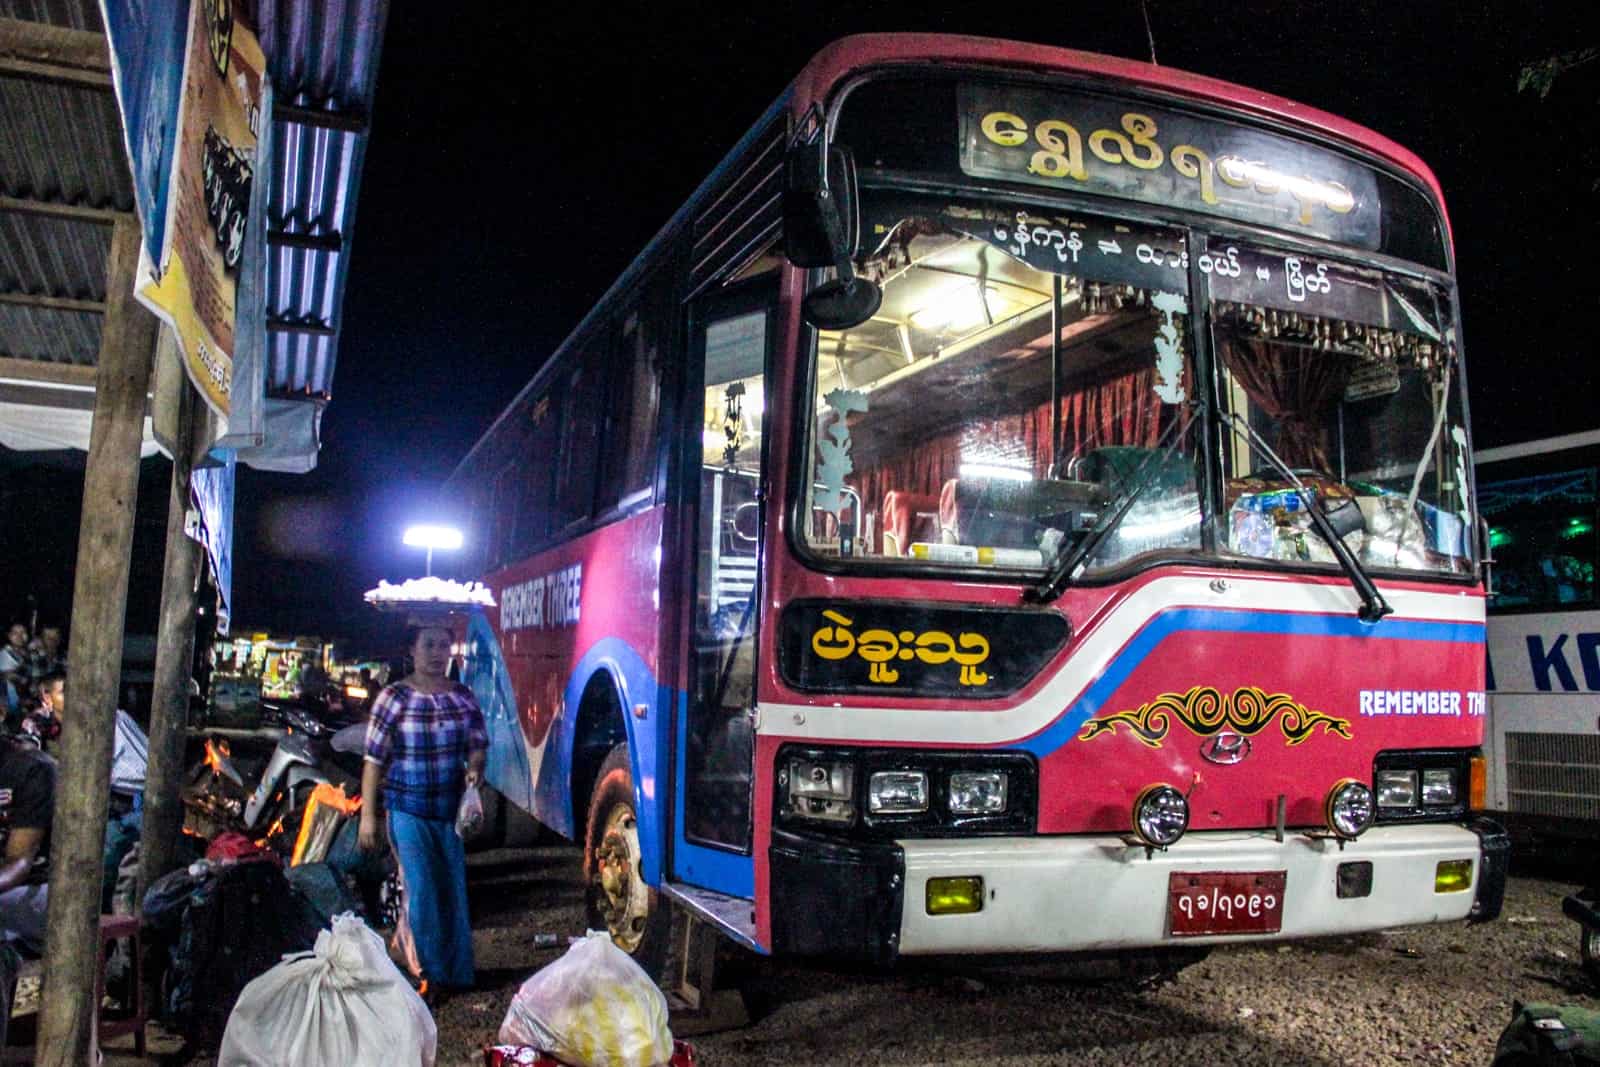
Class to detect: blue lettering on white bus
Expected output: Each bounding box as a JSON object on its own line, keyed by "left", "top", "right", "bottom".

{"left": 1521, "top": 631, "right": 1600, "bottom": 692}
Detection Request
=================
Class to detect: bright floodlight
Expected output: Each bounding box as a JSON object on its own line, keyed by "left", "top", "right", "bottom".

{"left": 403, "top": 525, "right": 463, "bottom": 550}
{"left": 403, "top": 524, "right": 463, "bottom": 576}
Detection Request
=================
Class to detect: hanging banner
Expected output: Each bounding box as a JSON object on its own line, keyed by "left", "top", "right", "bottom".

{"left": 188, "top": 449, "right": 236, "bottom": 635}
{"left": 102, "top": 0, "right": 266, "bottom": 421}
{"left": 98, "top": 0, "right": 188, "bottom": 272}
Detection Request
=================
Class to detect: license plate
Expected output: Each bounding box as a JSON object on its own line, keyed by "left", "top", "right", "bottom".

{"left": 1168, "top": 871, "right": 1287, "bottom": 936}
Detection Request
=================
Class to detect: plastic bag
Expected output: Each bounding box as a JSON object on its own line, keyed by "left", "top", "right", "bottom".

{"left": 457, "top": 783, "right": 485, "bottom": 839}
{"left": 218, "top": 912, "right": 436, "bottom": 1067}
{"left": 485, "top": 1040, "right": 696, "bottom": 1067}
{"left": 498, "top": 930, "right": 672, "bottom": 1067}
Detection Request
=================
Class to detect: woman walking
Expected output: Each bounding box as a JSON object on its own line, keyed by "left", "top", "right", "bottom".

{"left": 359, "top": 621, "right": 486, "bottom": 996}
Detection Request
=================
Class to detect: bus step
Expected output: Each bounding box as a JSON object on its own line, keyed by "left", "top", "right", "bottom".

{"left": 660, "top": 881, "right": 758, "bottom": 950}
{"left": 667, "top": 912, "right": 750, "bottom": 1037}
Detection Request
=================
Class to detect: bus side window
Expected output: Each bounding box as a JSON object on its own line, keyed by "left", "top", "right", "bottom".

{"left": 490, "top": 464, "right": 519, "bottom": 571}
{"left": 554, "top": 363, "right": 603, "bottom": 530}
{"left": 597, "top": 305, "right": 663, "bottom": 512}
{"left": 1482, "top": 468, "right": 1598, "bottom": 611}
{"left": 462, "top": 482, "right": 490, "bottom": 577}
{"left": 516, "top": 392, "right": 559, "bottom": 554}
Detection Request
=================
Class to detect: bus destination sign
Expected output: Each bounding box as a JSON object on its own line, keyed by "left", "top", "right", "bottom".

{"left": 958, "top": 83, "right": 1382, "bottom": 249}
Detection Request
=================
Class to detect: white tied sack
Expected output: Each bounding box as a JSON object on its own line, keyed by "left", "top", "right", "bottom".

{"left": 499, "top": 930, "right": 673, "bottom": 1067}
{"left": 219, "top": 912, "right": 437, "bottom": 1067}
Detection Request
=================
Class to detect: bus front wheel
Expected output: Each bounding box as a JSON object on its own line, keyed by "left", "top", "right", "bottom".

{"left": 584, "top": 743, "right": 670, "bottom": 977}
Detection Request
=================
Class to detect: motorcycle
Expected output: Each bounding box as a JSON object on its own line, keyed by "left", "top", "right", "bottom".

{"left": 187, "top": 701, "right": 360, "bottom": 845}
{"left": 1564, "top": 884, "right": 1600, "bottom": 985}
{"left": 184, "top": 700, "right": 402, "bottom": 926}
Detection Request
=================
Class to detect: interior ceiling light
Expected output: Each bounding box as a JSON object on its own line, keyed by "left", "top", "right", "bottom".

{"left": 960, "top": 462, "right": 1032, "bottom": 482}
{"left": 910, "top": 281, "right": 1002, "bottom": 332}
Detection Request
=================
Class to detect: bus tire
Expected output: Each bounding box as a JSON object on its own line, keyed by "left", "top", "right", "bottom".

{"left": 584, "top": 743, "right": 670, "bottom": 978}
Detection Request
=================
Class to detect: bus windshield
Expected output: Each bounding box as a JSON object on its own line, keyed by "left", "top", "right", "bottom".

{"left": 801, "top": 191, "right": 1202, "bottom": 574}
{"left": 799, "top": 193, "right": 1472, "bottom": 578}
{"left": 1210, "top": 239, "right": 1470, "bottom": 576}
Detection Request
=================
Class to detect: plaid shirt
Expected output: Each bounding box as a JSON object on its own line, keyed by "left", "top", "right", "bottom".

{"left": 364, "top": 682, "right": 488, "bottom": 820}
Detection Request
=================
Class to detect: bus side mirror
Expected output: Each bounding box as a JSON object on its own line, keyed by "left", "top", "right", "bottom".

{"left": 784, "top": 142, "right": 882, "bottom": 331}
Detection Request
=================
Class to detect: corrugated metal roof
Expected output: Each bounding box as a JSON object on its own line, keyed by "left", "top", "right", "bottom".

{"left": 257, "top": 0, "right": 383, "bottom": 112}
{"left": 0, "top": 210, "right": 109, "bottom": 298}
{"left": 255, "top": 0, "right": 388, "bottom": 401}
{"left": 0, "top": 0, "right": 99, "bottom": 32}
{"left": 0, "top": 0, "right": 387, "bottom": 406}
{"left": 0, "top": 303, "right": 98, "bottom": 364}
{"left": 0, "top": 76, "right": 132, "bottom": 209}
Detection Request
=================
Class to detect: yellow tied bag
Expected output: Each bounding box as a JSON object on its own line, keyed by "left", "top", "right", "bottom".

{"left": 498, "top": 931, "right": 673, "bottom": 1067}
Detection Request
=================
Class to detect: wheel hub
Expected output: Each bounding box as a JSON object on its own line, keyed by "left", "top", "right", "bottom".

{"left": 593, "top": 805, "right": 649, "bottom": 951}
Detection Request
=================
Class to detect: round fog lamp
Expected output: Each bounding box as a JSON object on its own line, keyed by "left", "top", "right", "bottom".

{"left": 1133, "top": 784, "right": 1189, "bottom": 848}
{"left": 1325, "top": 778, "right": 1375, "bottom": 839}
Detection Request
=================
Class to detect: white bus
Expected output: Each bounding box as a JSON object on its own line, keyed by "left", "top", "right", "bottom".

{"left": 1478, "top": 430, "right": 1600, "bottom": 844}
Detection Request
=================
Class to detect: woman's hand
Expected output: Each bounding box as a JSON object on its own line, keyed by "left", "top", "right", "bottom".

{"left": 358, "top": 813, "right": 383, "bottom": 854}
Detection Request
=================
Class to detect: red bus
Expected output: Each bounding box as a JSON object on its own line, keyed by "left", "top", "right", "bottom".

{"left": 447, "top": 33, "right": 1504, "bottom": 976}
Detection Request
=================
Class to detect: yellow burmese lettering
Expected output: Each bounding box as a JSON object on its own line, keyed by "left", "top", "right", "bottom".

{"left": 1089, "top": 113, "right": 1163, "bottom": 169}
{"left": 1121, "top": 113, "right": 1164, "bottom": 169}
{"left": 856, "top": 629, "right": 900, "bottom": 663}
{"left": 811, "top": 609, "right": 855, "bottom": 660}
{"left": 1029, "top": 119, "right": 1086, "bottom": 180}
{"left": 1171, "top": 144, "right": 1218, "bottom": 205}
{"left": 980, "top": 111, "right": 1028, "bottom": 147}
{"left": 914, "top": 630, "right": 957, "bottom": 665}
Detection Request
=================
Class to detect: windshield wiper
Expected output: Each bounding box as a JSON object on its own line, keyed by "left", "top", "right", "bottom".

{"left": 1222, "top": 411, "right": 1393, "bottom": 624}
{"left": 1026, "top": 412, "right": 1191, "bottom": 603}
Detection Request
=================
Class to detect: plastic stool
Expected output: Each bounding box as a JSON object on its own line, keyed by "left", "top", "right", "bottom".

{"left": 96, "top": 914, "right": 145, "bottom": 1057}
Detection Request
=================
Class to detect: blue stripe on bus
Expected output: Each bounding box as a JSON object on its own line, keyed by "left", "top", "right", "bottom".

{"left": 462, "top": 612, "right": 534, "bottom": 814}
{"left": 1018, "top": 607, "right": 1485, "bottom": 758}
{"left": 542, "top": 637, "right": 668, "bottom": 886}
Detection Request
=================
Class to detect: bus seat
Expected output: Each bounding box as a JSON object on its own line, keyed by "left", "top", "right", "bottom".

{"left": 882, "top": 490, "right": 940, "bottom": 555}
{"left": 1071, "top": 446, "right": 1190, "bottom": 492}
{"left": 941, "top": 476, "right": 1099, "bottom": 549}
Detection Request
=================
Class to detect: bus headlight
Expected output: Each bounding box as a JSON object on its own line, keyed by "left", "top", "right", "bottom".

{"left": 868, "top": 771, "right": 928, "bottom": 814}
{"left": 949, "top": 771, "right": 1008, "bottom": 814}
{"left": 1421, "top": 768, "right": 1457, "bottom": 806}
{"left": 784, "top": 757, "right": 855, "bottom": 824}
{"left": 1375, "top": 769, "right": 1418, "bottom": 808}
{"left": 1132, "top": 784, "right": 1188, "bottom": 848}
{"left": 1326, "top": 779, "right": 1376, "bottom": 839}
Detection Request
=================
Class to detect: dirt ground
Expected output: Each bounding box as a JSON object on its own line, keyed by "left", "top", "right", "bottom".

{"left": 449, "top": 846, "right": 1598, "bottom": 1067}
{"left": 103, "top": 843, "right": 1598, "bottom": 1066}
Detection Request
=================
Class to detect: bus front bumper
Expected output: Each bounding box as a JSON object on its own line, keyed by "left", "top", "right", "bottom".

{"left": 769, "top": 820, "right": 1507, "bottom": 961}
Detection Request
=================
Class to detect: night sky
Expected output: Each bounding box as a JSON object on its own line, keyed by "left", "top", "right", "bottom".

{"left": 209, "top": 2, "right": 1600, "bottom": 647}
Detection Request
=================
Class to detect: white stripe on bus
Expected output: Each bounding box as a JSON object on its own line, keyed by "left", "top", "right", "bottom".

{"left": 760, "top": 574, "right": 1484, "bottom": 745}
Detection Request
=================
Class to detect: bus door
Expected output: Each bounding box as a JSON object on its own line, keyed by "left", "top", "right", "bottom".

{"left": 669, "top": 282, "right": 774, "bottom": 903}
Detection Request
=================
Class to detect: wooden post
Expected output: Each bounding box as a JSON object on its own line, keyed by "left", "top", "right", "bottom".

{"left": 37, "top": 214, "right": 158, "bottom": 1066}
{"left": 138, "top": 377, "right": 203, "bottom": 900}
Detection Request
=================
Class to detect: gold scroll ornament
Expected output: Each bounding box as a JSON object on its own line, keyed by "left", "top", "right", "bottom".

{"left": 1079, "top": 685, "right": 1351, "bottom": 747}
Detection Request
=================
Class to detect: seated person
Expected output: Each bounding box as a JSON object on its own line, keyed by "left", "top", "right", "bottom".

{"left": 35, "top": 672, "right": 146, "bottom": 912}
{"left": 0, "top": 738, "right": 51, "bottom": 931}
{"left": 0, "top": 732, "right": 53, "bottom": 1045}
